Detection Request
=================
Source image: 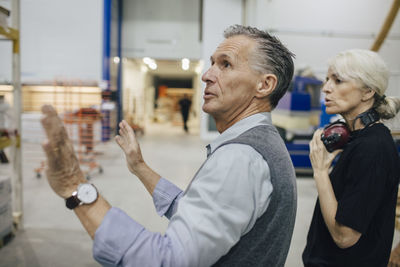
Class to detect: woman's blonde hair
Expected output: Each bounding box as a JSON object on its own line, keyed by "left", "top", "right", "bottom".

{"left": 329, "top": 49, "right": 400, "bottom": 119}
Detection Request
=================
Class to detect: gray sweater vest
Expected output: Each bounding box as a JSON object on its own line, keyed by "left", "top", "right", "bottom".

{"left": 212, "top": 125, "right": 297, "bottom": 267}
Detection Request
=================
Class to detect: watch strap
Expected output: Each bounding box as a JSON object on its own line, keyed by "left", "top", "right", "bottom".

{"left": 65, "top": 194, "right": 81, "bottom": 209}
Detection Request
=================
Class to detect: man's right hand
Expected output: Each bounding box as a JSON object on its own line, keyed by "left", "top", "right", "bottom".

{"left": 41, "top": 105, "right": 86, "bottom": 199}
{"left": 115, "top": 120, "right": 161, "bottom": 195}
{"left": 115, "top": 120, "right": 146, "bottom": 176}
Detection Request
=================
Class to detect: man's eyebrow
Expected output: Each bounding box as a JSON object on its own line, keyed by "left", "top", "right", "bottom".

{"left": 210, "top": 53, "right": 233, "bottom": 62}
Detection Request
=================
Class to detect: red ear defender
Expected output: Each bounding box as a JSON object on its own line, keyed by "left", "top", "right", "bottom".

{"left": 320, "top": 121, "right": 350, "bottom": 152}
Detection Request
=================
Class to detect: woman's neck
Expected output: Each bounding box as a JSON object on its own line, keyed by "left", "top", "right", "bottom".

{"left": 342, "top": 104, "right": 374, "bottom": 131}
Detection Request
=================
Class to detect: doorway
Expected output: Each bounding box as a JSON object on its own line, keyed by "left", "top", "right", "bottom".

{"left": 122, "top": 58, "right": 203, "bottom": 135}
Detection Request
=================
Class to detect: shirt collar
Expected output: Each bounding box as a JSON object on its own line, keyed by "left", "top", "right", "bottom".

{"left": 206, "top": 112, "right": 272, "bottom": 157}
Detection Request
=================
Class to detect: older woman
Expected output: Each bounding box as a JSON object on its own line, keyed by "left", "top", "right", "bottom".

{"left": 302, "top": 49, "right": 400, "bottom": 267}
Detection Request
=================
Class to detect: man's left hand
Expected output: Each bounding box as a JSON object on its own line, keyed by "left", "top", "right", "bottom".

{"left": 41, "top": 105, "right": 86, "bottom": 199}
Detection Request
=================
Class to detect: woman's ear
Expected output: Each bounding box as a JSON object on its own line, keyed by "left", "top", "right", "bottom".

{"left": 362, "top": 88, "right": 375, "bottom": 102}
{"left": 256, "top": 74, "right": 277, "bottom": 98}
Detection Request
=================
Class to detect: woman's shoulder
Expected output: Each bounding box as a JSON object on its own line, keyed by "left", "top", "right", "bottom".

{"left": 347, "top": 123, "right": 393, "bottom": 152}
{"left": 356, "top": 123, "right": 390, "bottom": 140}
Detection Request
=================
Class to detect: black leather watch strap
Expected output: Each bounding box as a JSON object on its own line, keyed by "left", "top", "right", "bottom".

{"left": 65, "top": 194, "right": 81, "bottom": 209}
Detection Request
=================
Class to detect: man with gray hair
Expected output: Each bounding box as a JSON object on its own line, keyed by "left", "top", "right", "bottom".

{"left": 41, "top": 25, "right": 297, "bottom": 266}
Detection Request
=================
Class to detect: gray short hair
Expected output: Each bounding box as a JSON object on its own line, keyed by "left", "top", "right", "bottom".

{"left": 224, "top": 25, "right": 295, "bottom": 109}
{"left": 329, "top": 49, "right": 400, "bottom": 120}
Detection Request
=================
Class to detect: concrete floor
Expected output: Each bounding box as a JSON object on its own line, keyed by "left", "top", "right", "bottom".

{"left": 0, "top": 122, "right": 398, "bottom": 267}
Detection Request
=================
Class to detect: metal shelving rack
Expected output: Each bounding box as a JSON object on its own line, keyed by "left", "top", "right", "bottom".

{"left": 0, "top": 0, "right": 22, "bottom": 228}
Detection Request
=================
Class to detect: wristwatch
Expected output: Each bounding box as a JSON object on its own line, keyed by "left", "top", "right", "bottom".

{"left": 65, "top": 183, "right": 98, "bottom": 209}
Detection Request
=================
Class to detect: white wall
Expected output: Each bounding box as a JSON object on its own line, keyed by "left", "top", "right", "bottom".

{"left": 122, "top": 0, "right": 202, "bottom": 60}
{"left": 122, "top": 59, "right": 147, "bottom": 123}
{"left": 0, "top": 0, "right": 103, "bottom": 84}
{"left": 247, "top": 0, "right": 400, "bottom": 96}
{"left": 200, "top": 0, "right": 243, "bottom": 140}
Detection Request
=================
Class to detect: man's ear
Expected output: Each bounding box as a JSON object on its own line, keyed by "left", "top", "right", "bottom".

{"left": 362, "top": 88, "right": 375, "bottom": 102}
{"left": 256, "top": 74, "right": 277, "bottom": 98}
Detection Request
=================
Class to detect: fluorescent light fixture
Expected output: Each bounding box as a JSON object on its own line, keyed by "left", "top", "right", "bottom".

{"left": 149, "top": 62, "right": 157, "bottom": 70}
{"left": 143, "top": 57, "right": 157, "bottom": 70}
{"left": 182, "top": 58, "right": 190, "bottom": 65}
{"left": 143, "top": 57, "right": 153, "bottom": 65}
{"left": 182, "top": 58, "right": 190, "bottom": 71}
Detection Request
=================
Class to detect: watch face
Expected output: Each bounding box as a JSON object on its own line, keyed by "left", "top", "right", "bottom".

{"left": 77, "top": 184, "right": 98, "bottom": 204}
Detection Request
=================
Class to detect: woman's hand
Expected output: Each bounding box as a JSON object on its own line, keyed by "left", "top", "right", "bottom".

{"left": 309, "top": 129, "right": 342, "bottom": 176}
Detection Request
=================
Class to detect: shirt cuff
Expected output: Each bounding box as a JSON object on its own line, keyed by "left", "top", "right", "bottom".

{"left": 152, "top": 178, "right": 182, "bottom": 217}
{"left": 93, "top": 207, "right": 145, "bottom": 266}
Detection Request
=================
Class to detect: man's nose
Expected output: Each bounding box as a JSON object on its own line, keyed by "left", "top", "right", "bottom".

{"left": 202, "top": 67, "right": 216, "bottom": 84}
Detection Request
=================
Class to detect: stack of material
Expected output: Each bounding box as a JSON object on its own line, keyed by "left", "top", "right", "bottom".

{"left": 0, "top": 175, "right": 12, "bottom": 246}
{"left": 272, "top": 75, "right": 323, "bottom": 132}
{"left": 0, "top": 6, "right": 10, "bottom": 29}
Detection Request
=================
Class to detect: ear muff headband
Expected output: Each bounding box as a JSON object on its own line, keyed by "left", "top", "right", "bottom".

{"left": 352, "top": 108, "right": 380, "bottom": 130}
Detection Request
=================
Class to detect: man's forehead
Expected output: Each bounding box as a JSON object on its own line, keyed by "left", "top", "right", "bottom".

{"left": 212, "top": 35, "right": 255, "bottom": 60}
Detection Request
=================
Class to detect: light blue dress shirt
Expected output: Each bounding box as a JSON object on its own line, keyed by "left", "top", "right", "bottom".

{"left": 93, "top": 113, "right": 274, "bottom": 267}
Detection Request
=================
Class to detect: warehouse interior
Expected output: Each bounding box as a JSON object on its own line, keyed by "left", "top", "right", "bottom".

{"left": 0, "top": 0, "right": 400, "bottom": 266}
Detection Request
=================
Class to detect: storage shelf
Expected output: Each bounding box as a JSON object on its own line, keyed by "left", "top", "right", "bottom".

{"left": 0, "top": 26, "right": 19, "bottom": 40}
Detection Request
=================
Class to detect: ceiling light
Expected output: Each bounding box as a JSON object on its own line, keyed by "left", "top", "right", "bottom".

{"left": 182, "top": 58, "right": 190, "bottom": 65}
{"left": 182, "top": 58, "right": 190, "bottom": 71}
{"left": 149, "top": 62, "right": 157, "bottom": 70}
{"left": 143, "top": 57, "right": 152, "bottom": 65}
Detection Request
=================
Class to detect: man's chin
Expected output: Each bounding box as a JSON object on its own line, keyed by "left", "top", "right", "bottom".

{"left": 202, "top": 106, "right": 217, "bottom": 115}
{"left": 202, "top": 104, "right": 211, "bottom": 114}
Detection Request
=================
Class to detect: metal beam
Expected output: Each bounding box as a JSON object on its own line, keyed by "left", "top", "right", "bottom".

{"left": 0, "top": 26, "right": 19, "bottom": 41}
{"left": 11, "top": 0, "right": 23, "bottom": 229}
{"left": 371, "top": 0, "right": 400, "bottom": 51}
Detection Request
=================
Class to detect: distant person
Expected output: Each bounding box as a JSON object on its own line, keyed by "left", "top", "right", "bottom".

{"left": 40, "top": 25, "right": 297, "bottom": 266}
{"left": 303, "top": 49, "right": 400, "bottom": 267}
{"left": 178, "top": 94, "right": 192, "bottom": 132}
